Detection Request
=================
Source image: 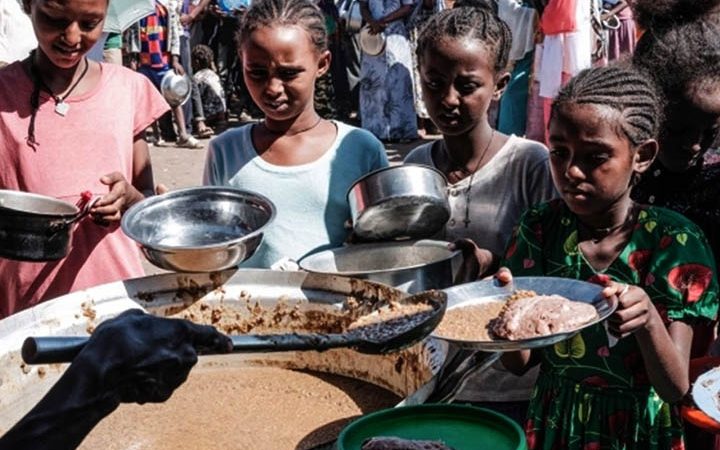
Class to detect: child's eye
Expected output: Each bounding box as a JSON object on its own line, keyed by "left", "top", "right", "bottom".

{"left": 549, "top": 148, "right": 568, "bottom": 159}
{"left": 590, "top": 153, "right": 610, "bottom": 164}
{"left": 278, "top": 69, "right": 301, "bottom": 80}
{"left": 246, "top": 69, "right": 268, "bottom": 80}
{"left": 80, "top": 21, "right": 101, "bottom": 31}
{"left": 458, "top": 83, "right": 478, "bottom": 95}
{"left": 423, "top": 80, "right": 442, "bottom": 91}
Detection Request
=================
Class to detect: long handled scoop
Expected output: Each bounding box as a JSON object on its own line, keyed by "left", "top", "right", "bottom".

{"left": 22, "top": 291, "right": 446, "bottom": 365}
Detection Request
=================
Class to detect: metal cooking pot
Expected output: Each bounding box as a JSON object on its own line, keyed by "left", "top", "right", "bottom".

{"left": 121, "top": 187, "right": 276, "bottom": 272}
{"left": 0, "top": 190, "right": 95, "bottom": 261}
{"left": 298, "top": 240, "right": 462, "bottom": 293}
{"left": 347, "top": 165, "right": 450, "bottom": 241}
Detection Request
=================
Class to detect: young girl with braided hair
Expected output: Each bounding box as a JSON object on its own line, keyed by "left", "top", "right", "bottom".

{"left": 203, "top": 0, "right": 388, "bottom": 268}
{"left": 404, "top": 6, "right": 555, "bottom": 419}
{"left": 498, "top": 65, "right": 718, "bottom": 449}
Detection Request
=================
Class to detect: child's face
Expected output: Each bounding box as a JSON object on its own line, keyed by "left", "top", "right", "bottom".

{"left": 24, "top": 0, "right": 107, "bottom": 68}
{"left": 548, "top": 103, "right": 655, "bottom": 217}
{"left": 419, "top": 37, "right": 508, "bottom": 136}
{"left": 240, "top": 25, "right": 330, "bottom": 122}
{"left": 659, "top": 81, "right": 720, "bottom": 171}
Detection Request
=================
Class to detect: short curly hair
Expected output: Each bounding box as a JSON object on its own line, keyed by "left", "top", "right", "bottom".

{"left": 191, "top": 44, "right": 214, "bottom": 71}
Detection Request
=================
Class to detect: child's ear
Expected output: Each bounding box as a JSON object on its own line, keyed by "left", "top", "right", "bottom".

{"left": 317, "top": 50, "right": 331, "bottom": 77}
{"left": 633, "top": 139, "right": 659, "bottom": 174}
{"left": 492, "top": 71, "right": 511, "bottom": 101}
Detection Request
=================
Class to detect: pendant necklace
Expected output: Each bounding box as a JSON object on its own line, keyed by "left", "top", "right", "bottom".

{"left": 444, "top": 130, "right": 495, "bottom": 228}
{"left": 29, "top": 52, "right": 90, "bottom": 117}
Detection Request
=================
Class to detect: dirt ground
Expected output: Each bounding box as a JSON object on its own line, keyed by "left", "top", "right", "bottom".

{"left": 143, "top": 127, "right": 435, "bottom": 274}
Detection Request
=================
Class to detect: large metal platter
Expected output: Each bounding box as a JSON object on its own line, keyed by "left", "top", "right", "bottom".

{"left": 0, "top": 269, "right": 447, "bottom": 435}
{"left": 692, "top": 366, "right": 720, "bottom": 423}
{"left": 431, "top": 277, "right": 618, "bottom": 351}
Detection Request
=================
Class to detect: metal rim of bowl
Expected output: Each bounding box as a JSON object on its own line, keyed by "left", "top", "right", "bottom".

{"left": 0, "top": 189, "right": 80, "bottom": 217}
{"left": 298, "top": 240, "right": 460, "bottom": 276}
{"left": 345, "top": 164, "right": 449, "bottom": 201}
{"left": 121, "top": 186, "right": 277, "bottom": 252}
{"left": 160, "top": 72, "right": 192, "bottom": 107}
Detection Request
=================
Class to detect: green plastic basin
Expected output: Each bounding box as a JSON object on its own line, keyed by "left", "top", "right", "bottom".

{"left": 336, "top": 404, "right": 528, "bottom": 450}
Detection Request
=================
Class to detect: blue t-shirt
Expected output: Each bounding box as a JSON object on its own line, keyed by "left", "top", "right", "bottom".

{"left": 203, "top": 121, "right": 389, "bottom": 267}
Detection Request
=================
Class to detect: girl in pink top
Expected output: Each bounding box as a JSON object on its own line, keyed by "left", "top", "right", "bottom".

{"left": 0, "top": 0, "right": 169, "bottom": 318}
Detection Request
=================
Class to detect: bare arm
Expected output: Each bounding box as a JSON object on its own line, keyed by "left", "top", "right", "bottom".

{"left": 500, "top": 349, "right": 541, "bottom": 376}
{"left": 132, "top": 134, "right": 155, "bottom": 199}
{"left": 606, "top": 283, "right": 692, "bottom": 403}
{"left": 379, "top": 4, "right": 414, "bottom": 24}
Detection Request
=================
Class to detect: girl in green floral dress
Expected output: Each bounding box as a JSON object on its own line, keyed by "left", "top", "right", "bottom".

{"left": 497, "top": 65, "right": 719, "bottom": 449}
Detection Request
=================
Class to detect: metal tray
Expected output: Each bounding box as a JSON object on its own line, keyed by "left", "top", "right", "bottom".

{"left": 692, "top": 366, "right": 720, "bottom": 423}
{"left": 431, "top": 277, "right": 618, "bottom": 351}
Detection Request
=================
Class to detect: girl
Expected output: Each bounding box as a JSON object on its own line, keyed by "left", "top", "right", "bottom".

{"left": 203, "top": 0, "right": 388, "bottom": 268}
{"left": 0, "top": 0, "right": 169, "bottom": 318}
{"left": 404, "top": 6, "right": 556, "bottom": 418}
{"left": 499, "top": 65, "right": 719, "bottom": 449}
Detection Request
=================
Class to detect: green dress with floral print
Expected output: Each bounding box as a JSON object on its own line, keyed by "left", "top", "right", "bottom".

{"left": 502, "top": 200, "right": 719, "bottom": 450}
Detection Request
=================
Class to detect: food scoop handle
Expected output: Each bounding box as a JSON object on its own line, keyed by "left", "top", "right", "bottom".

{"left": 20, "top": 333, "right": 367, "bottom": 365}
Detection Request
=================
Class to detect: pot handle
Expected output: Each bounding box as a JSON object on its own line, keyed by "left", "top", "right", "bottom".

{"left": 46, "top": 192, "right": 99, "bottom": 235}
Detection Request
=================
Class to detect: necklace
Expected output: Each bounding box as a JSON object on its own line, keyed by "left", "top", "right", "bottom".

{"left": 29, "top": 52, "right": 90, "bottom": 117}
{"left": 579, "top": 203, "right": 637, "bottom": 243}
{"left": 262, "top": 116, "right": 323, "bottom": 136}
{"left": 443, "top": 130, "right": 495, "bottom": 228}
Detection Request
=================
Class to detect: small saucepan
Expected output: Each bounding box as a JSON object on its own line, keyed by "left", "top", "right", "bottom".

{"left": 0, "top": 190, "right": 96, "bottom": 262}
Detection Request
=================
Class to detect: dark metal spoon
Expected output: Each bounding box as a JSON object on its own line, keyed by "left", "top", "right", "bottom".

{"left": 22, "top": 290, "right": 446, "bottom": 365}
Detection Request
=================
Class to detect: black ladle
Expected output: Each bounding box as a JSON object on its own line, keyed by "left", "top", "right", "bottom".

{"left": 22, "top": 291, "right": 447, "bottom": 365}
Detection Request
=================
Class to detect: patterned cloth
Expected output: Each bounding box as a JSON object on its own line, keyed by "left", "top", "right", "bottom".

{"left": 359, "top": 0, "right": 418, "bottom": 141}
{"left": 139, "top": 2, "right": 170, "bottom": 68}
{"left": 194, "top": 68, "right": 226, "bottom": 118}
{"left": 502, "top": 200, "right": 719, "bottom": 450}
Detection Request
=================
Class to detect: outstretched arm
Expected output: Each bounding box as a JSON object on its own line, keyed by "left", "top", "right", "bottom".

{"left": 0, "top": 310, "right": 231, "bottom": 450}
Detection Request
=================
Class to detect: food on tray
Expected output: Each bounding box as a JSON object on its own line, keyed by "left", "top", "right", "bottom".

{"left": 349, "top": 301, "right": 435, "bottom": 342}
{"left": 361, "top": 437, "right": 455, "bottom": 450}
{"left": 490, "top": 290, "right": 598, "bottom": 340}
{"left": 434, "top": 300, "right": 505, "bottom": 341}
{"left": 434, "top": 290, "right": 598, "bottom": 342}
{"left": 80, "top": 367, "right": 400, "bottom": 450}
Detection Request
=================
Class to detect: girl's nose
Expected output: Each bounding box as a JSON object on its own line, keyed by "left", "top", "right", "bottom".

{"left": 264, "top": 77, "right": 283, "bottom": 97}
{"left": 564, "top": 162, "right": 584, "bottom": 181}
{"left": 62, "top": 22, "right": 82, "bottom": 46}
{"left": 441, "top": 87, "right": 460, "bottom": 109}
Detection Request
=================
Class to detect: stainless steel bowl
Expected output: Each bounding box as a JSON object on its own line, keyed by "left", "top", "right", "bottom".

{"left": 299, "top": 240, "right": 461, "bottom": 293}
{"left": 160, "top": 71, "right": 192, "bottom": 107}
{"left": 359, "top": 26, "right": 386, "bottom": 56}
{"left": 348, "top": 165, "right": 450, "bottom": 241}
{"left": 121, "top": 187, "right": 276, "bottom": 272}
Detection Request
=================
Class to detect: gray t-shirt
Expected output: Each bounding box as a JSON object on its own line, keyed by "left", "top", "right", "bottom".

{"left": 405, "top": 134, "right": 557, "bottom": 402}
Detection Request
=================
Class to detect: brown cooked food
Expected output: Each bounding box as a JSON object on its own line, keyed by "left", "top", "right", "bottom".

{"left": 490, "top": 291, "right": 598, "bottom": 340}
{"left": 433, "top": 301, "right": 506, "bottom": 341}
{"left": 361, "top": 437, "right": 455, "bottom": 450}
{"left": 80, "top": 366, "right": 400, "bottom": 450}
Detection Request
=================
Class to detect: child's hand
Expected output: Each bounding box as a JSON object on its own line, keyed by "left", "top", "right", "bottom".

{"left": 450, "top": 239, "right": 497, "bottom": 283}
{"left": 603, "top": 282, "right": 658, "bottom": 338}
{"left": 494, "top": 267, "right": 513, "bottom": 285}
{"left": 90, "top": 172, "right": 145, "bottom": 224}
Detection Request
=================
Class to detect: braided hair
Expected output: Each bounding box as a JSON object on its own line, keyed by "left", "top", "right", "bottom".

{"left": 552, "top": 65, "right": 662, "bottom": 146}
{"left": 237, "top": 0, "right": 327, "bottom": 53}
{"left": 416, "top": 6, "right": 512, "bottom": 73}
{"left": 631, "top": 0, "right": 720, "bottom": 29}
{"left": 633, "top": 18, "right": 720, "bottom": 107}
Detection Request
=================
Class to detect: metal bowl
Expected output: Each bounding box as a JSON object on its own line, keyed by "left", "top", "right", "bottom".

{"left": 298, "top": 240, "right": 461, "bottom": 293}
{"left": 160, "top": 71, "right": 192, "bottom": 107}
{"left": 121, "top": 187, "right": 276, "bottom": 272}
{"left": 348, "top": 164, "right": 450, "bottom": 241}
{"left": 359, "top": 26, "right": 386, "bottom": 56}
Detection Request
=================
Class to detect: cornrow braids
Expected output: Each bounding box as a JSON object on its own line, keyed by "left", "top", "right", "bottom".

{"left": 633, "top": 18, "right": 720, "bottom": 106}
{"left": 416, "top": 6, "right": 512, "bottom": 73}
{"left": 631, "top": 0, "right": 720, "bottom": 29}
{"left": 237, "top": 0, "right": 328, "bottom": 53}
{"left": 552, "top": 65, "right": 662, "bottom": 146}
